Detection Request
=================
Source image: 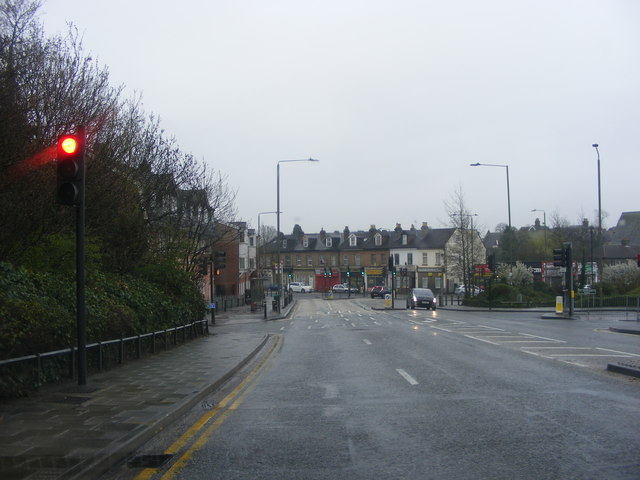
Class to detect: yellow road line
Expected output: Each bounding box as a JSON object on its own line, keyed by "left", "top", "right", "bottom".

{"left": 133, "top": 335, "right": 279, "bottom": 480}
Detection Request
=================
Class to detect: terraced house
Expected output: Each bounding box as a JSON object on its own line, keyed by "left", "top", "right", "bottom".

{"left": 262, "top": 222, "right": 486, "bottom": 294}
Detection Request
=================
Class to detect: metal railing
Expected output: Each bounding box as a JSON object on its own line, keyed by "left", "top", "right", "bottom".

{"left": 0, "top": 319, "right": 208, "bottom": 399}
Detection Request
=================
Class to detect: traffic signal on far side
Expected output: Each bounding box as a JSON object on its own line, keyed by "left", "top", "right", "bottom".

{"left": 360, "top": 267, "right": 365, "bottom": 277}
{"left": 553, "top": 247, "right": 565, "bottom": 267}
{"left": 56, "top": 129, "right": 85, "bottom": 205}
{"left": 214, "top": 251, "right": 226, "bottom": 275}
{"left": 487, "top": 253, "right": 496, "bottom": 273}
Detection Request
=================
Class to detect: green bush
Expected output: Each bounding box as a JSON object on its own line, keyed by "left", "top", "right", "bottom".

{"left": 0, "top": 261, "right": 205, "bottom": 360}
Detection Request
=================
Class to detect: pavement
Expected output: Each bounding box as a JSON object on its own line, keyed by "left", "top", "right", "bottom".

{"left": 1, "top": 297, "right": 638, "bottom": 479}
{"left": 0, "top": 301, "right": 294, "bottom": 480}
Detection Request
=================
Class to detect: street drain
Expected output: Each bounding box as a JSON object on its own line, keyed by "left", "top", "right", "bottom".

{"left": 127, "top": 454, "right": 173, "bottom": 469}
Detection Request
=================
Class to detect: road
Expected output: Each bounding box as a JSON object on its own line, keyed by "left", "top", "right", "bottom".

{"left": 116, "top": 297, "right": 640, "bottom": 479}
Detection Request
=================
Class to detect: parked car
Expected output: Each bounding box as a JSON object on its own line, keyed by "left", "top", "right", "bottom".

{"left": 370, "top": 286, "right": 391, "bottom": 298}
{"left": 581, "top": 285, "right": 596, "bottom": 294}
{"left": 454, "top": 285, "right": 480, "bottom": 296}
{"left": 406, "top": 288, "right": 437, "bottom": 310}
{"left": 332, "top": 284, "right": 349, "bottom": 293}
{"left": 289, "top": 282, "right": 313, "bottom": 293}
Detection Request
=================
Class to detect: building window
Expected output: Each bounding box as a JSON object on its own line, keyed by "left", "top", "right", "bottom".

{"left": 371, "top": 254, "right": 377, "bottom": 266}
{"left": 330, "top": 255, "right": 337, "bottom": 266}
{"left": 250, "top": 236, "right": 254, "bottom": 246}
{"left": 249, "top": 258, "right": 255, "bottom": 269}
{"left": 374, "top": 233, "right": 382, "bottom": 246}
{"left": 282, "top": 239, "right": 287, "bottom": 249}
{"left": 296, "top": 255, "right": 301, "bottom": 266}
{"left": 394, "top": 253, "right": 400, "bottom": 265}
{"left": 407, "top": 253, "right": 413, "bottom": 265}
{"left": 306, "top": 255, "right": 313, "bottom": 266}
{"left": 303, "top": 237, "right": 308, "bottom": 247}
{"left": 355, "top": 255, "right": 361, "bottom": 266}
{"left": 436, "top": 252, "right": 443, "bottom": 266}
{"left": 402, "top": 234, "right": 407, "bottom": 245}
{"left": 284, "top": 255, "right": 291, "bottom": 266}
{"left": 422, "top": 253, "right": 428, "bottom": 265}
{"left": 349, "top": 235, "right": 357, "bottom": 247}
{"left": 319, "top": 255, "right": 325, "bottom": 265}
{"left": 239, "top": 257, "right": 245, "bottom": 269}
{"left": 326, "top": 238, "right": 332, "bottom": 247}
{"left": 343, "top": 255, "right": 349, "bottom": 266}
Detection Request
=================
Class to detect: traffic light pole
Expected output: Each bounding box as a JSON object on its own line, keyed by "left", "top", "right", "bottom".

{"left": 75, "top": 126, "right": 87, "bottom": 386}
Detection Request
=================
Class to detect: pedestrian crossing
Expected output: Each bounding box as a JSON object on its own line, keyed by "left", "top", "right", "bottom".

{"left": 425, "top": 319, "right": 640, "bottom": 368}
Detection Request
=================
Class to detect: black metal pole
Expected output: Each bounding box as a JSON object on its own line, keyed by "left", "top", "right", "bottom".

{"left": 209, "top": 261, "right": 215, "bottom": 324}
{"left": 76, "top": 126, "right": 87, "bottom": 386}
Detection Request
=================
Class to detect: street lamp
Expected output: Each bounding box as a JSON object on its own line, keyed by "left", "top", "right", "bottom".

{"left": 531, "top": 208, "right": 547, "bottom": 252}
{"left": 276, "top": 158, "right": 319, "bottom": 311}
{"left": 592, "top": 144, "right": 602, "bottom": 247}
{"left": 470, "top": 162, "right": 512, "bottom": 267}
{"left": 592, "top": 143, "right": 601, "bottom": 284}
{"left": 469, "top": 163, "right": 511, "bottom": 230}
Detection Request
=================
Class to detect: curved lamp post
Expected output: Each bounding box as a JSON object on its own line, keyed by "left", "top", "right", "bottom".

{"left": 592, "top": 143, "right": 601, "bottom": 283}
{"left": 470, "top": 162, "right": 512, "bottom": 267}
{"left": 276, "top": 158, "right": 319, "bottom": 311}
{"left": 531, "top": 208, "right": 547, "bottom": 252}
{"left": 469, "top": 163, "right": 511, "bottom": 230}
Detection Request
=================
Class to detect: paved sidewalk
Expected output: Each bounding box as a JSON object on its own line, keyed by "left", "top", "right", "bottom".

{"left": 0, "top": 302, "right": 293, "bottom": 480}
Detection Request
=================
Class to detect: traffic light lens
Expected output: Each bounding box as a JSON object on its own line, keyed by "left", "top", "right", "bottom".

{"left": 57, "top": 182, "right": 78, "bottom": 204}
{"left": 60, "top": 136, "right": 78, "bottom": 154}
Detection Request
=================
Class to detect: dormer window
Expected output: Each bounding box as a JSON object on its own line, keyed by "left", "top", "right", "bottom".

{"left": 326, "top": 237, "right": 332, "bottom": 247}
{"left": 303, "top": 237, "right": 308, "bottom": 248}
{"left": 282, "top": 239, "right": 287, "bottom": 249}
{"left": 402, "top": 234, "right": 407, "bottom": 245}
{"left": 374, "top": 233, "right": 382, "bottom": 246}
{"left": 349, "top": 234, "right": 357, "bottom": 247}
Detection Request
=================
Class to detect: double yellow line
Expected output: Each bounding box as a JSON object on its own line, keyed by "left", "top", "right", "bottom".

{"left": 135, "top": 335, "right": 280, "bottom": 480}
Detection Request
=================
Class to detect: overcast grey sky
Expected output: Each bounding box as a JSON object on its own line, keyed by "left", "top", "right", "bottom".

{"left": 42, "top": 0, "right": 639, "bottom": 235}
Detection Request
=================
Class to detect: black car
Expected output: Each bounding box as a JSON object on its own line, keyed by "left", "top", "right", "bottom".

{"left": 370, "top": 286, "right": 390, "bottom": 298}
{"left": 406, "top": 288, "right": 437, "bottom": 310}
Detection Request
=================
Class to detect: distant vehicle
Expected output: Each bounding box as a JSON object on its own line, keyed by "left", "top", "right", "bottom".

{"left": 581, "top": 285, "right": 596, "bottom": 294}
{"left": 332, "top": 284, "right": 349, "bottom": 293}
{"left": 289, "top": 282, "right": 313, "bottom": 293}
{"left": 370, "top": 286, "right": 390, "bottom": 298}
{"left": 349, "top": 285, "right": 359, "bottom": 293}
{"left": 454, "top": 285, "right": 480, "bottom": 296}
{"left": 406, "top": 288, "right": 437, "bottom": 310}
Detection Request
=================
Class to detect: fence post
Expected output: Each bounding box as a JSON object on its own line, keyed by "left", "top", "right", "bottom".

{"left": 98, "top": 341, "right": 103, "bottom": 372}
{"left": 35, "top": 353, "right": 41, "bottom": 389}
{"left": 69, "top": 348, "right": 75, "bottom": 379}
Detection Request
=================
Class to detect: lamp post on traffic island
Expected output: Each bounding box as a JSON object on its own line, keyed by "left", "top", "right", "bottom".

{"left": 276, "top": 158, "right": 319, "bottom": 312}
{"left": 470, "top": 162, "right": 512, "bottom": 267}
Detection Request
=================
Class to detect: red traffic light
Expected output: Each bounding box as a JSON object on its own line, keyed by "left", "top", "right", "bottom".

{"left": 59, "top": 135, "right": 79, "bottom": 155}
{"left": 56, "top": 129, "right": 85, "bottom": 205}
